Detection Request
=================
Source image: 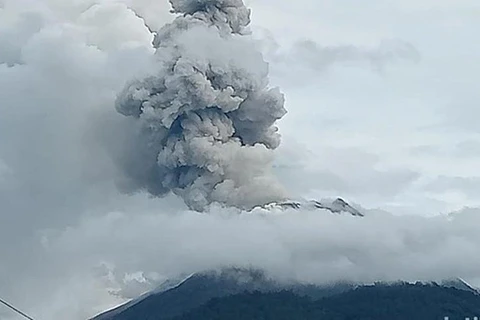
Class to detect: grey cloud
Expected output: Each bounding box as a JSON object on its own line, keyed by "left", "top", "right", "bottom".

{"left": 114, "top": 0, "right": 288, "bottom": 211}
{"left": 437, "top": 101, "right": 480, "bottom": 133}
{"left": 288, "top": 39, "right": 421, "bottom": 72}
{"left": 30, "top": 206, "right": 480, "bottom": 308}
{"left": 426, "top": 176, "right": 480, "bottom": 198}
{"left": 275, "top": 143, "right": 420, "bottom": 199}
{"left": 454, "top": 140, "right": 480, "bottom": 158}
{"left": 409, "top": 140, "right": 480, "bottom": 159}
{"left": 409, "top": 145, "right": 444, "bottom": 156}
{"left": 122, "top": 0, "right": 173, "bottom": 32}
{"left": 310, "top": 168, "right": 419, "bottom": 197}
{"left": 258, "top": 34, "right": 421, "bottom": 80}
{"left": 0, "top": 2, "right": 159, "bottom": 316}
{"left": 6, "top": 203, "right": 480, "bottom": 319}
{"left": 0, "top": 11, "right": 44, "bottom": 65}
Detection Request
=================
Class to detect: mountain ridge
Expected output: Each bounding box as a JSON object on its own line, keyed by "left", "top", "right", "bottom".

{"left": 91, "top": 267, "right": 355, "bottom": 320}
{"left": 92, "top": 267, "right": 478, "bottom": 320}
{"left": 172, "top": 283, "right": 480, "bottom": 320}
{"left": 253, "top": 197, "right": 364, "bottom": 216}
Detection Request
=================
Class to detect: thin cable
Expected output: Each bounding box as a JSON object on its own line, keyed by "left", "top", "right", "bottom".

{"left": 0, "top": 297, "right": 36, "bottom": 320}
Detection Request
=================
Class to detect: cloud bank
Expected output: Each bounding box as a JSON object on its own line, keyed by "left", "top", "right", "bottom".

{"left": 14, "top": 205, "right": 480, "bottom": 320}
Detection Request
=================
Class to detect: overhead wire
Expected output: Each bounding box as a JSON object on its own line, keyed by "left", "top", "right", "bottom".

{"left": 0, "top": 297, "right": 36, "bottom": 320}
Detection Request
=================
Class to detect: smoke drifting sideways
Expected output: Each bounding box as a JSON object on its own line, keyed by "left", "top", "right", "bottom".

{"left": 115, "top": 0, "right": 288, "bottom": 211}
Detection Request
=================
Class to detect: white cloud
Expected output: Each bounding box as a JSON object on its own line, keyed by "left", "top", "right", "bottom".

{"left": 14, "top": 205, "right": 480, "bottom": 319}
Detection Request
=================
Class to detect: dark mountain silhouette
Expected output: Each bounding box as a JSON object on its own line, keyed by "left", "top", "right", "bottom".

{"left": 91, "top": 268, "right": 354, "bottom": 320}
{"left": 174, "top": 283, "right": 480, "bottom": 320}
{"left": 92, "top": 267, "right": 478, "bottom": 320}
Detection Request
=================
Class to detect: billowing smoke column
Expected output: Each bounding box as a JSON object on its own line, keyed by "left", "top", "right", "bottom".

{"left": 115, "top": 0, "right": 288, "bottom": 211}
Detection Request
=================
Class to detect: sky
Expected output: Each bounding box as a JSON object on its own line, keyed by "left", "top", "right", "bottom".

{"left": 1, "top": 0, "right": 480, "bottom": 319}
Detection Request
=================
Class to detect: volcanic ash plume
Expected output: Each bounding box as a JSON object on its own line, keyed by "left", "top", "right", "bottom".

{"left": 115, "top": 0, "right": 288, "bottom": 211}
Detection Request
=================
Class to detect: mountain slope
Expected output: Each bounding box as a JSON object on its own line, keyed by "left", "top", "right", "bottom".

{"left": 173, "top": 284, "right": 480, "bottom": 320}
{"left": 441, "top": 278, "right": 479, "bottom": 295}
{"left": 92, "top": 274, "right": 194, "bottom": 320}
{"left": 92, "top": 268, "right": 354, "bottom": 320}
{"left": 255, "top": 198, "right": 364, "bottom": 216}
{"left": 92, "top": 198, "right": 363, "bottom": 320}
{"left": 92, "top": 267, "right": 479, "bottom": 320}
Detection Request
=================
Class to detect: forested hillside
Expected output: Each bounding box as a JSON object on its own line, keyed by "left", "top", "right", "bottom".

{"left": 174, "top": 283, "right": 480, "bottom": 320}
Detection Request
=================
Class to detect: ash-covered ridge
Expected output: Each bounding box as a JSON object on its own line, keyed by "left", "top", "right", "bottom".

{"left": 256, "top": 198, "right": 364, "bottom": 217}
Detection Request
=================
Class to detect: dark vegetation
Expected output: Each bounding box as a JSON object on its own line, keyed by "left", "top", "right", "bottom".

{"left": 174, "top": 283, "right": 480, "bottom": 320}
{"left": 97, "top": 277, "right": 480, "bottom": 320}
